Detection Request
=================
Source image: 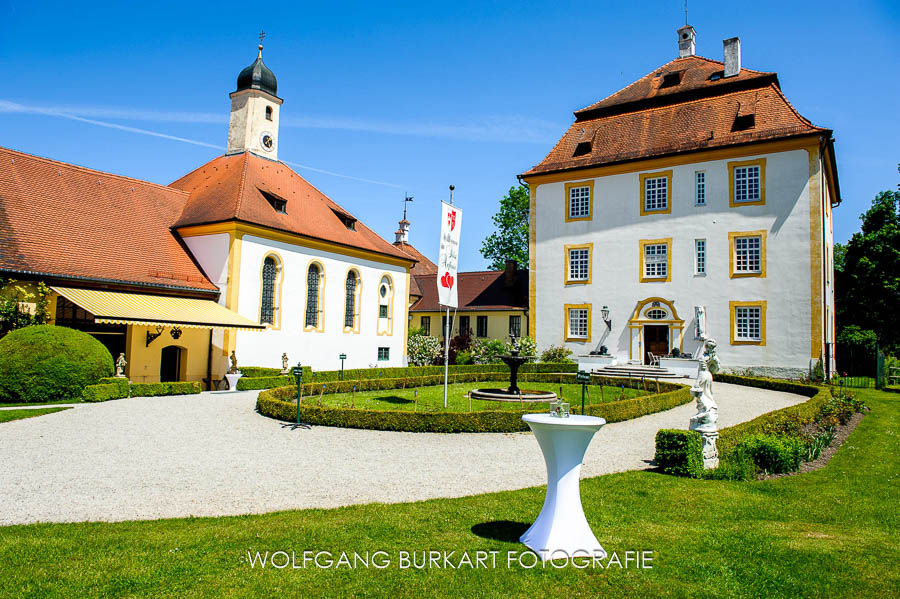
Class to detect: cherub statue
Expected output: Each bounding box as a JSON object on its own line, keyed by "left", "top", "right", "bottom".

{"left": 689, "top": 358, "right": 718, "bottom": 432}
{"left": 228, "top": 350, "right": 239, "bottom": 374}
{"left": 115, "top": 353, "right": 127, "bottom": 378}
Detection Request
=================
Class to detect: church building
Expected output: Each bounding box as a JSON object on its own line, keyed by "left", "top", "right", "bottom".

{"left": 522, "top": 28, "right": 840, "bottom": 378}
{"left": 0, "top": 44, "right": 415, "bottom": 383}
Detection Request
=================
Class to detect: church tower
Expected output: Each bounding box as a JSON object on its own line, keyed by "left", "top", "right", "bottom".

{"left": 226, "top": 44, "right": 282, "bottom": 160}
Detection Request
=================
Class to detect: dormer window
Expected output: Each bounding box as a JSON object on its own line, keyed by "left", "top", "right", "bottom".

{"left": 332, "top": 208, "right": 357, "bottom": 231}
{"left": 265, "top": 106, "right": 273, "bottom": 121}
{"left": 732, "top": 114, "right": 756, "bottom": 132}
{"left": 660, "top": 70, "right": 684, "bottom": 89}
{"left": 572, "top": 141, "right": 592, "bottom": 157}
{"left": 260, "top": 189, "right": 287, "bottom": 213}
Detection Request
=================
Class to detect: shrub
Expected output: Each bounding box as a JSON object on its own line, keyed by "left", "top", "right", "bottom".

{"left": 736, "top": 434, "right": 806, "bottom": 474}
{"left": 0, "top": 325, "right": 113, "bottom": 403}
{"left": 540, "top": 345, "right": 573, "bottom": 364}
{"left": 130, "top": 381, "right": 201, "bottom": 397}
{"left": 83, "top": 382, "right": 128, "bottom": 402}
{"left": 407, "top": 333, "right": 442, "bottom": 366}
{"left": 98, "top": 377, "right": 130, "bottom": 396}
{"left": 257, "top": 376, "right": 690, "bottom": 433}
{"left": 472, "top": 339, "right": 507, "bottom": 364}
{"left": 237, "top": 375, "right": 293, "bottom": 391}
{"left": 455, "top": 350, "right": 474, "bottom": 365}
{"left": 703, "top": 445, "right": 758, "bottom": 481}
{"left": 239, "top": 367, "right": 282, "bottom": 378}
{"left": 654, "top": 430, "right": 703, "bottom": 478}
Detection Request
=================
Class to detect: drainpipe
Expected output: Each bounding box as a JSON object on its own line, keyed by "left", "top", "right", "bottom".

{"left": 206, "top": 329, "right": 213, "bottom": 391}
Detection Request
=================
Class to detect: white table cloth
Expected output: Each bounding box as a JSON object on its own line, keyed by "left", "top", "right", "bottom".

{"left": 520, "top": 413, "right": 607, "bottom": 560}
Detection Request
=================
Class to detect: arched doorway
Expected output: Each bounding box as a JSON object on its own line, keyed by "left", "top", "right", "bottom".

{"left": 627, "top": 298, "right": 685, "bottom": 365}
{"left": 160, "top": 346, "right": 183, "bottom": 382}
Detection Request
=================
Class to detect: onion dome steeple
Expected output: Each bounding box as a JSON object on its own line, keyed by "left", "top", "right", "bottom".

{"left": 236, "top": 44, "right": 278, "bottom": 97}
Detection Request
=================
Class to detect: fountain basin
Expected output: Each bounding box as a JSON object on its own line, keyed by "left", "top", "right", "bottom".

{"left": 470, "top": 388, "right": 558, "bottom": 403}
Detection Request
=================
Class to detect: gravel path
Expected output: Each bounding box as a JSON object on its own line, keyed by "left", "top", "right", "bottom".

{"left": 0, "top": 383, "right": 805, "bottom": 525}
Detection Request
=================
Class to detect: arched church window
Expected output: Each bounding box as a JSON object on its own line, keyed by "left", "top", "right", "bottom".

{"left": 260, "top": 256, "right": 279, "bottom": 325}
{"left": 345, "top": 271, "right": 358, "bottom": 328}
{"left": 306, "top": 264, "right": 321, "bottom": 328}
{"left": 265, "top": 106, "right": 273, "bottom": 121}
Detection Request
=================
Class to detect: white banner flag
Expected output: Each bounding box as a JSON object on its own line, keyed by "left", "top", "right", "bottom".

{"left": 437, "top": 201, "right": 462, "bottom": 308}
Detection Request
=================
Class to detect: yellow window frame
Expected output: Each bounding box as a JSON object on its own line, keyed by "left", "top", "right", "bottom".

{"left": 564, "top": 181, "right": 594, "bottom": 222}
{"left": 564, "top": 303, "right": 592, "bottom": 343}
{"left": 728, "top": 230, "right": 767, "bottom": 278}
{"left": 564, "top": 243, "right": 593, "bottom": 285}
{"left": 639, "top": 238, "right": 672, "bottom": 283}
{"left": 729, "top": 300, "right": 767, "bottom": 345}
{"left": 728, "top": 158, "right": 767, "bottom": 207}
{"left": 639, "top": 170, "right": 673, "bottom": 216}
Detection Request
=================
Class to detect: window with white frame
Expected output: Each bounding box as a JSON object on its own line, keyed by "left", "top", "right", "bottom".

{"left": 568, "top": 185, "right": 590, "bottom": 219}
{"left": 733, "top": 165, "right": 761, "bottom": 203}
{"left": 568, "top": 247, "right": 590, "bottom": 281}
{"left": 695, "top": 239, "right": 706, "bottom": 275}
{"left": 734, "top": 236, "right": 762, "bottom": 273}
{"left": 644, "top": 243, "right": 668, "bottom": 278}
{"left": 568, "top": 308, "right": 589, "bottom": 339}
{"left": 644, "top": 176, "right": 668, "bottom": 212}
{"left": 695, "top": 171, "right": 706, "bottom": 205}
{"left": 735, "top": 306, "right": 761, "bottom": 341}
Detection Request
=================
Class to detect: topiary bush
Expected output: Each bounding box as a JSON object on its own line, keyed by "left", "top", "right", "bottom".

{"left": 736, "top": 434, "right": 806, "bottom": 474}
{"left": 0, "top": 325, "right": 113, "bottom": 403}
{"left": 654, "top": 429, "right": 703, "bottom": 478}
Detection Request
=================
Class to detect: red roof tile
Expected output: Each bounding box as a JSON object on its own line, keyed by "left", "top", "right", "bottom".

{"left": 0, "top": 146, "right": 217, "bottom": 294}
{"left": 410, "top": 270, "right": 528, "bottom": 312}
{"left": 523, "top": 55, "right": 828, "bottom": 177}
{"left": 171, "top": 153, "right": 414, "bottom": 263}
{"left": 393, "top": 242, "right": 436, "bottom": 276}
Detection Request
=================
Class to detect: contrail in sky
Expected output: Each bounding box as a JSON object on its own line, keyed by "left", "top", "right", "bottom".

{"left": 0, "top": 100, "right": 406, "bottom": 189}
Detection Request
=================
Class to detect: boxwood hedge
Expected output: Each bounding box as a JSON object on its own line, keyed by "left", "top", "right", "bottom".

{"left": 654, "top": 429, "right": 704, "bottom": 478}
{"left": 81, "top": 379, "right": 202, "bottom": 401}
{"left": 256, "top": 374, "right": 691, "bottom": 433}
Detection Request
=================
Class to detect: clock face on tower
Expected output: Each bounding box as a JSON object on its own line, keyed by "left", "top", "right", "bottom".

{"left": 260, "top": 132, "right": 275, "bottom": 152}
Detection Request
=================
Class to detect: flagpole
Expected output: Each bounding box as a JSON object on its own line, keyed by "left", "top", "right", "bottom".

{"left": 443, "top": 305, "right": 451, "bottom": 408}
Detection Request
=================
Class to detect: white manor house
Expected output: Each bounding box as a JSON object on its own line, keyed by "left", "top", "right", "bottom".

{"left": 522, "top": 29, "right": 840, "bottom": 378}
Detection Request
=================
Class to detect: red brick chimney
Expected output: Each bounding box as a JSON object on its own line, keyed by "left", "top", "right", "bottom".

{"left": 504, "top": 259, "right": 517, "bottom": 288}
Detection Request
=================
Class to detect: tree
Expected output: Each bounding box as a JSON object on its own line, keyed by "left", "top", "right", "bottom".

{"left": 480, "top": 184, "right": 529, "bottom": 270}
{"left": 835, "top": 190, "right": 900, "bottom": 354}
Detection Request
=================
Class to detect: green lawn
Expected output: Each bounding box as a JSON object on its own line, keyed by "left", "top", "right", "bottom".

{"left": 0, "top": 399, "right": 82, "bottom": 408}
{"left": 0, "top": 407, "right": 70, "bottom": 423}
{"left": 303, "top": 381, "right": 646, "bottom": 413}
{"left": 0, "top": 389, "right": 896, "bottom": 598}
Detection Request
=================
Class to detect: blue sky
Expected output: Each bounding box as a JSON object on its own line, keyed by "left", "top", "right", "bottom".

{"left": 1, "top": 0, "right": 897, "bottom": 271}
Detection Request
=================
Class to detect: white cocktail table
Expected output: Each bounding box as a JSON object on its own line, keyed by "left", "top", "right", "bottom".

{"left": 520, "top": 413, "right": 607, "bottom": 560}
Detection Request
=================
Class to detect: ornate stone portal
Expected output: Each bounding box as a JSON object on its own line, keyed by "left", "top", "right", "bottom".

{"left": 689, "top": 338, "right": 720, "bottom": 469}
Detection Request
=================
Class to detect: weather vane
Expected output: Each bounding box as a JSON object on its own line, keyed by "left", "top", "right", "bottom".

{"left": 258, "top": 30, "right": 266, "bottom": 45}
{"left": 403, "top": 194, "right": 414, "bottom": 220}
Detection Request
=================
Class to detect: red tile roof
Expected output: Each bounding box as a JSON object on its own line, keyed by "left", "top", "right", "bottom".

{"left": 523, "top": 55, "right": 828, "bottom": 177}
{"left": 410, "top": 270, "right": 528, "bottom": 312}
{"left": 393, "top": 242, "right": 437, "bottom": 276}
{"left": 171, "top": 152, "right": 414, "bottom": 263}
{"left": 0, "top": 146, "right": 217, "bottom": 294}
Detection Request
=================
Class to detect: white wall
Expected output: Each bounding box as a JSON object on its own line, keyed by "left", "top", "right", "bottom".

{"left": 234, "top": 235, "right": 408, "bottom": 371}
{"left": 533, "top": 148, "right": 814, "bottom": 372}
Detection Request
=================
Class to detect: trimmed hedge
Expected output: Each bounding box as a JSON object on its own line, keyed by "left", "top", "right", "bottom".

{"left": 736, "top": 433, "right": 805, "bottom": 474}
{"left": 239, "top": 367, "right": 283, "bottom": 378}
{"left": 98, "top": 377, "right": 130, "bottom": 395}
{"left": 237, "top": 375, "right": 293, "bottom": 391}
{"left": 130, "top": 381, "right": 201, "bottom": 397}
{"left": 0, "top": 325, "right": 113, "bottom": 403}
{"left": 83, "top": 382, "right": 129, "bottom": 403}
{"left": 654, "top": 429, "right": 703, "bottom": 478}
{"left": 297, "top": 362, "right": 578, "bottom": 384}
{"left": 256, "top": 375, "right": 691, "bottom": 433}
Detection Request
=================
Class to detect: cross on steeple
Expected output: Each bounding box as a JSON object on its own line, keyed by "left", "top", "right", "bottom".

{"left": 258, "top": 30, "right": 266, "bottom": 45}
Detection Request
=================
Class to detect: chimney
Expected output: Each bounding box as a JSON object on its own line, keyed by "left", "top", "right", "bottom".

{"left": 504, "top": 259, "right": 517, "bottom": 288}
{"left": 395, "top": 218, "right": 409, "bottom": 244}
{"left": 723, "top": 37, "right": 741, "bottom": 77}
{"left": 677, "top": 25, "right": 696, "bottom": 58}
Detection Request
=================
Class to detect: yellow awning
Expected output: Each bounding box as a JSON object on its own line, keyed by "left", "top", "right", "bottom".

{"left": 51, "top": 287, "right": 265, "bottom": 331}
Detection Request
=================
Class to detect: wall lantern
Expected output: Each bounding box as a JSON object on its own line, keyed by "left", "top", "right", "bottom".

{"left": 146, "top": 325, "right": 165, "bottom": 347}
{"left": 601, "top": 306, "right": 612, "bottom": 330}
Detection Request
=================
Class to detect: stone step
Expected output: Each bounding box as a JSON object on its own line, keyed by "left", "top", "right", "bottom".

{"left": 590, "top": 365, "right": 683, "bottom": 379}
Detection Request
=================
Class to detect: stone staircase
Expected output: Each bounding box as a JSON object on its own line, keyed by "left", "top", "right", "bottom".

{"left": 590, "top": 364, "right": 684, "bottom": 379}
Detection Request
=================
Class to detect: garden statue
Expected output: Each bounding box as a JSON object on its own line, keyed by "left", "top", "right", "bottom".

{"left": 280, "top": 352, "right": 290, "bottom": 374}
{"left": 115, "top": 353, "right": 127, "bottom": 378}
{"left": 704, "top": 338, "right": 720, "bottom": 374}
{"left": 689, "top": 355, "right": 719, "bottom": 468}
{"left": 228, "top": 350, "right": 239, "bottom": 374}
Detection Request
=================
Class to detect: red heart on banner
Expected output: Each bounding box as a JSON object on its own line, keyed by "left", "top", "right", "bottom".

{"left": 440, "top": 272, "right": 454, "bottom": 288}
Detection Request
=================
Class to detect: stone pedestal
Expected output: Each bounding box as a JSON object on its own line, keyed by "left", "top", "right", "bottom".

{"left": 224, "top": 373, "right": 243, "bottom": 391}
{"left": 700, "top": 431, "right": 719, "bottom": 469}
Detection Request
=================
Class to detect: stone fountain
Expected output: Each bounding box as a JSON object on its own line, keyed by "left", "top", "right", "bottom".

{"left": 470, "top": 338, "right": 557, "bottom": 403}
